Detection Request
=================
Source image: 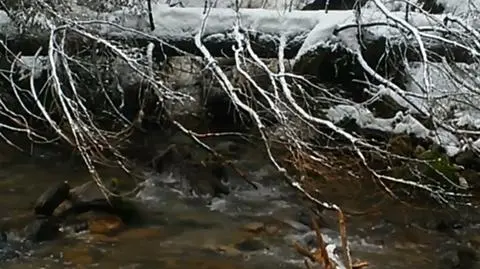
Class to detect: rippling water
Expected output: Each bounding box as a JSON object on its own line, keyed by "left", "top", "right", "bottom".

{"left": 0, "top": 142, "right": 478, "bottom": 269}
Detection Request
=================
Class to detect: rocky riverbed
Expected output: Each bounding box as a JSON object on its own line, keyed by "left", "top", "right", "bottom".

{"left": 0, "top": 137, "right": 478, "bottom": 269}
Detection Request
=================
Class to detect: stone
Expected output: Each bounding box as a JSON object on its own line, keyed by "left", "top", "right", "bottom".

{"left": 204, "top": 244, "right": 242, "bottom": 256}
{"left": 88, "top": 215, "right": 124, "bottom": 235}
{"left": 457, "top": 246, "right": 479, "bottom": 268}
{"left": 455, "top": 150, "right": 480, "bottom": 171}
{"left": 23, "top": 218, "right": 59, "bottom": 242}
{"left": 242, "top": 222, "right": 264, "bottom": 233}
{"left": 34, "top": 181, "right": 71, "bottom": 216}
{"left": 57, "top": 181, "right": 142, "bottom": 225}
{"left": 265, "top": 224, "right": 280, "bottom": 235}
{"left": 53, "top": 200, "right": 73, "bottom": 217}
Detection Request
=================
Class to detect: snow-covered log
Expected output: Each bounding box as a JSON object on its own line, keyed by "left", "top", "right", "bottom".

{"left": 0, "top": 4, "right": 478, "bottom": 61}
{"left": 0, "top": 4, "right": 333, "bottom": 59}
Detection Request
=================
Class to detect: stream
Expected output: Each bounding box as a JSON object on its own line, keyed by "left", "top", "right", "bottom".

{"left": 0, "top": 140, "right": 478, "bottom": 269}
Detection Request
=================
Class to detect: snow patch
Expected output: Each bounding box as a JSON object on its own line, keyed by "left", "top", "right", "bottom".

{"left": 149, "top": 4, "right": 327, "bottom": 38}
{"left": 325, "top": 60, "right": 480, "bottom": 157}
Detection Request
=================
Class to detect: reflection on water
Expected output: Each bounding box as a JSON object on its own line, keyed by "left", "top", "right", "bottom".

{"left": 0, "top": 143, "right": 478, "bottom": 269}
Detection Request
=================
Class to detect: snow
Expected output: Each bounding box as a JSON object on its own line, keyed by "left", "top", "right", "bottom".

{"left": 0, "top": 11, "right": 13, "bottom": 33}
{"left": 0, "top": 11, "right": 8, "bottom": 25}
{"left": 3, "top": 1, "right": 480, "bottom": 158}
{"left": 65, "top": 3, "right": 336, "bottom": 43}
{"left": 325, "top": 60, "right": 480, "bottom": 157}
{"left": 147, "top": 4, "right": 329, "bottom": 38}
{"left": 434, "top": 0, "right": 480, "bottom": 14}
{"left": 295, "top": 1, "right": 480, "bottom": 157}
{"left": 166, "top": 0, "right": 311, "bottom": 10}
{"left": 295, "top": 8, "right": 447, "bottom": 61}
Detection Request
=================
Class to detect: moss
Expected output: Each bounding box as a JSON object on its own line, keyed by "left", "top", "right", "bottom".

{"left": 417, "top": 149, "right": 459, "bottom": 183}
{"left": 109, "top": 176, "right": 137, "bottom": 195}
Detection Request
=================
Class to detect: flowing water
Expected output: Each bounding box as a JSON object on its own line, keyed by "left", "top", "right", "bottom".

{"left": 0, "top": 141, "right": 478, "bottom": 269}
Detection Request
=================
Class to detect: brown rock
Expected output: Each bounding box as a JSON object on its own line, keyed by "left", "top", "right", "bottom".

{"left": 265, "top": 224, "right": 280, "bottom": 235}
{"left": 53, "top": 200, "right": 73, "bottom": 217}
{"left": 204, "top": 244, "right": 242, "bottom": 256}
{"left": 84, "top": 233, "right": 119, "bottom": 243}
{"left": 34, "top": 181, "right": 71, "bottom": 216}
{"left": 242, "top": 222, "right": 264, "bottom": 233}
{"left": 88, "top": 215, "right": 124, "bottom": 235}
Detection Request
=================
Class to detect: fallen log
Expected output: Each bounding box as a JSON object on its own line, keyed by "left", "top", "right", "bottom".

{"left": 0, "top": 4, "right": 339, "bottom": 59}
{"left": 0, "top": 4, "right": 478, "bottom": 62}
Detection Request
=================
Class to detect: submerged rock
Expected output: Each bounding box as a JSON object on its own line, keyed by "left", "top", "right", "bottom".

{"left": 87, "top": 215, "right": 125, "bottom": 236}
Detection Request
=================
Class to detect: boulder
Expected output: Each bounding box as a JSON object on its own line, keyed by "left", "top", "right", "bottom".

{"left": 33, "top": 181, "right": 71, "bottom": 217}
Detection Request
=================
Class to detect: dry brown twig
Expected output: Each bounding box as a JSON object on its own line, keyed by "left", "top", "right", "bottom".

{"left": 293, "top": 217, "right": 369, "bottom": 269}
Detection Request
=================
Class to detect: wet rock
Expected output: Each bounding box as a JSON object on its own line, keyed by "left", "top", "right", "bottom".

{"left": 242, "top": 222, "right": 264, "bottom": 234}
{"left": 20, "top": 181, "right": 142, "bottom": 243}
{"left": 87, "top": 215, "right": 125, "bottom": 235}
{"left": 234, "top": 238, "right": 267, "bottom": 251}
{"left": 460, "top": 170, "right": 480, "bottom": 189}
{"left": 456, "top": 149, "right": 480, "bottom": 172}
{"left": 242, "top": 222, "right": 281, "bottom": 236}
{"left": 435, "top": 219, "right": 463, "bottom": 235}
{"left": 457, "top": 247, "right": 479, "bottom": 269}
{"left": 53, "top": 200, "right": 73, "bottom": 217}
{"left": 34, "top": 181, "right": 71, "bottom": 216}
{"left": 287, "top": 231, "right": 317, "bottom": 249}
{"left": 57, "top": 181, "right": 141, "bottom": 224}
{"left": 440, "top": 246, "right": 479, "bottom": 269}
{"left": 265, "top": 224, "right": 280, "bottom": 235}
{"left": 23, "top": 218, "right": 59, "bottom": 242}
{"left": 213, "top": 245, "right": 242, "bottom": 256}
{"left": 469, "top": 236, "right": 480, "bottom": 249}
